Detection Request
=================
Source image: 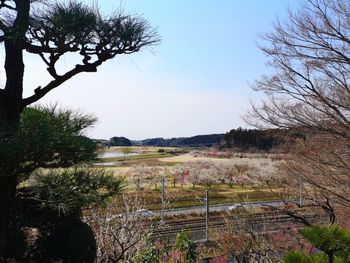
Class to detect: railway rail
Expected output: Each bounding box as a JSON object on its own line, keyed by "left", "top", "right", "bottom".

{"left": 151, "top": 211, "right": 325, "bottom": 241}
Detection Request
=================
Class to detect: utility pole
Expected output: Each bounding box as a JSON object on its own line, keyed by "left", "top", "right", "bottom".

{"left": 161, "top": 176, "right": 165, "bottom": 221}
{"left": 205, "top": 189, "right": 209, "bottom": 242}
{"left": 195, "top": 190, "right": 209, "bottom": 242}
{"left": 299, "top": 176, "right": 303, "bottom": 207}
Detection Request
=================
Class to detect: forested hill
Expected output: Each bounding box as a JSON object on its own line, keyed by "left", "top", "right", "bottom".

{"left": 96, "top": 128, "right": 305, "bottom": 150}
{"left": 105, "top": 134, "right": 225, "bottom": 147}
{"left": 137, "top": 134, "right": 225, "bottom": 147}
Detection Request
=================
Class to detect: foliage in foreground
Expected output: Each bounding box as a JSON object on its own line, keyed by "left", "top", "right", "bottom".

{"left": 85, "top": 194, "right": 153, "bottom": 262}
{"left": 133, "top": 231, "right": 197, "bottom": 263}
{"left": 1, "top": 105, "right": 98, "bottom": 182}
{"left": 283, "top": 225, "right": 350, "bottom": 263}
{"left": 29, "top": 167, "right": 125, "bottom": 215}
{"left": 13, "top": 105, "right": 125, "bottom": 215}
{"left": 4, "top": 106, "right": 125, "bottom": 262}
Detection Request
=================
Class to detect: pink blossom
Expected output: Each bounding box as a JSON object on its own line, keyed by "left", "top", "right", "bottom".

{"left": 169, "top": 249, "right": 181, "bottom": 261}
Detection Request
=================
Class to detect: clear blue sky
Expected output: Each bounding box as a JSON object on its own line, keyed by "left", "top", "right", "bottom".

{"left": 24, "top": 0, "right": 298, "bottom": 140}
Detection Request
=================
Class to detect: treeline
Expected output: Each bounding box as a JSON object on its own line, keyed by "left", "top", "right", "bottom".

{"left": 97, "top": 129, "right": 304, "bottom": 150}
{"left": 138, "top": 134, "right": 225, "bottom": 147}
{"left": 224, "top": 127, "right": 305, "bottom": 151}
{"left": 109, "top": 136, "right": 132, "bottom": 146}
{"left": 100, "top": 134, "right": 225, "bottom": 147}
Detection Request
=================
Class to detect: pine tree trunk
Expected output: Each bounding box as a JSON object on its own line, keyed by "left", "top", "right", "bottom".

{"left": 0, "top": 175, "right": 18, "bottom": 257}
{"left": 0, "top": 94, "right": 22, "bottom": 258}
{"left": 0, "top": 38, "right": 26, "bottom": 259}
{"left": 0, "top": 1, "right": 32, "bottom": 258}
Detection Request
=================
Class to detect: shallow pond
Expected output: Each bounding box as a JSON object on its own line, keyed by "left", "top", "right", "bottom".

{"left": 98, "top": 152, "right": 140, "bottom": 158}
{"left": 94, "top": 161, "right": 120, "bottom": 166}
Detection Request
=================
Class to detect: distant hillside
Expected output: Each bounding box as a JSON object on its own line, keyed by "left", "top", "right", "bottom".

{"left": 136, "top": 134, "right": 225, "bottom": 147}
{"left": 104, "top": 134, "right": 225, "bottom": 147}
{"left": 98, "top": 128, "right": 305, "bottom": 150}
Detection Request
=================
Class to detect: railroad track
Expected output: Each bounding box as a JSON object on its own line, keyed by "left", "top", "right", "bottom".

{"left": 151, "top": 212, "right": 325, "bottom": 241}
{"left": 162, "top": 211, "right": 309, "bottom": 226}
{"left": 83, "top": 207, "right": 327, "bottom": 242}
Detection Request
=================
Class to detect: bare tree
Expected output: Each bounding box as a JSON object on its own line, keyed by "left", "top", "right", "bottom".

{"left": 248, "top": 0, "right": 350, "bottom": 135}
{"left": 248, "top": 0, "right": 350, "bottom": 225}
{"left": 147, "top": 166, "right": 164, "bottom": 190}
{"left": 270, "top": 136, "right": 347, "bottom": 225}
{"left": 85, "top": 194, "right": 154, "bottom": 263}
{"left": 127, "top": 163, "right": 150, "bottom": 190}
{"left": 216, "top": 208, "right": 279, "bottom": 263}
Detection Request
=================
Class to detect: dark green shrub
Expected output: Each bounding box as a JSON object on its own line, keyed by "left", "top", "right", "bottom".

{"left": 42, "top": 220, "right": 96, "bottom": 263}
